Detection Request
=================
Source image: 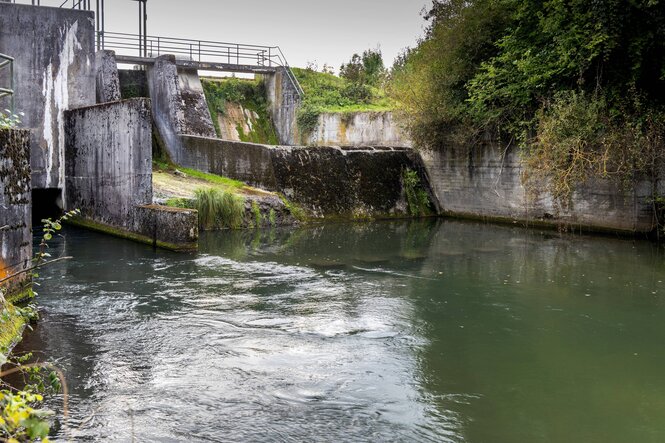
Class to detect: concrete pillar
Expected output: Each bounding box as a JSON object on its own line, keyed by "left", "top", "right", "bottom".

{"left": 265, "top": 67, "right": 301, "bottom": 145}
{"left": 146, "top": 54, "right": 216, "bottom": 164}
{"left": 95, "top": 50, "right": 121, "bottom": 103}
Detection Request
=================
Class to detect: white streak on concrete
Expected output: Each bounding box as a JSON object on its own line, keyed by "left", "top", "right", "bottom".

{"left": 41, "top": 21, "right": 81, "bottom": 189}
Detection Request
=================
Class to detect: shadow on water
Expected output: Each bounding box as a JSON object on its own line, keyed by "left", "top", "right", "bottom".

{"left": 14, "top": 220, "right": 665, "bottom": 442}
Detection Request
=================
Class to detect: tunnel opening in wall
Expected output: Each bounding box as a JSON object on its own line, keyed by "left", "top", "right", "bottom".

{"left": 32, "top": 189, "right": 63, "bottom": 225}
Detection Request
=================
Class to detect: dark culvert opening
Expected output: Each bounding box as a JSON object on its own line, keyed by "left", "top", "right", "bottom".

{"left": 32, "top": 189, "right": 63, "bottom": 225}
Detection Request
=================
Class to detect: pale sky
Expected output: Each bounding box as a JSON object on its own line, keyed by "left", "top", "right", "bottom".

{"left": 34, "top": 0, "right": 431, "bottom": 72}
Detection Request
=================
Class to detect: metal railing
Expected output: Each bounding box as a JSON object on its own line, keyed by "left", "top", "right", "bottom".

{"left": 4, "top": 1, "right": 303, "bottom": 98}
{"left": 103, "top": 32, "right": 304, "bottom": 98}
{"left": 0, "top": 54, "right": 14, "bottom": 114}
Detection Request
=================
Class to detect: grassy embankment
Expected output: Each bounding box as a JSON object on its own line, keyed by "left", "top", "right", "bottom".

{"left": 153, "top": 160, "right": 307, "bottom": 228}
{"left": 292, "top": 67, "right": 396, "bottom": 137}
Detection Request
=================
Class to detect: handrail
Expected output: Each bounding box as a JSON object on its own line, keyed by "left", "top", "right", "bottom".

{"left": 102, "top": 31, "right": 304, "bottom": 98}
{"left": 0, "top": 53, "right": 14, "bottom": 114}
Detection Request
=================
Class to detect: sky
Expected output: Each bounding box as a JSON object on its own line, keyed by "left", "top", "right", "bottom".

{"left": 37, "top": 0, "right": 432, "bottom": 72}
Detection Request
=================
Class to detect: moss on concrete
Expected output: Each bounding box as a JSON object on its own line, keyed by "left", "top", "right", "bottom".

{"left": 6, "top": 287, "right": 34, "bottom": 305}
{"left": 0, "top": 304, "right": 26, "bottom": 356}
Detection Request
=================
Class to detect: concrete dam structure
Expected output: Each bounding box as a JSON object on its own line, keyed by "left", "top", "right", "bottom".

{"left": 0, "top": 0, "right": 428, "bottom": 277}
{"left": 0, "top": 2, "right": 198, "bottom": 255}
{"left": 2, "top": 0, "right": 661, "bottom": 307}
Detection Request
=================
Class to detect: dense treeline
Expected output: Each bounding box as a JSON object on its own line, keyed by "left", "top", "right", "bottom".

{"left": 391, "top": 0, "right": 665, "bottom": 203}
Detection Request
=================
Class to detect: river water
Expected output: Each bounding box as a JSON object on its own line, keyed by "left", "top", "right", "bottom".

{"left": 17, "top": 220, "right": 665, "bottom": 442}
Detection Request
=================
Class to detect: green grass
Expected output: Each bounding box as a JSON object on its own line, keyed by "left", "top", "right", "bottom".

{"left": 278, "top": 194, "right": 308, "bottom": 222}
{"left": 292, "top": 67, "right": 396, "bottom": 113}
{"left": 153, "top": 159, "right": 247, "bottom": 190}
{"left": 194, "top": 188, "right": 245, "bottom": 230}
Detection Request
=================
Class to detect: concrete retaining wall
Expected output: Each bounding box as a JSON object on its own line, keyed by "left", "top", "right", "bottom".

{"left": 0, "top": 3, "right": 96, "bottom": 190}
{"left": 264, "top": 68, "right": 301, "bottom": 145}
{"left": 421, "top": 143, "right": 655, "bottom": 233}
{"left": 0, "top": 129, "right": 32, "bottom": 301}
{"left": 179, "top": 135, "right": 429, "bottom": 217}
{"left": 307, "top": 112, "right": 411, "bottom": 147}
{"left": 64, "top": 99, "right": 198, "bottom": 250}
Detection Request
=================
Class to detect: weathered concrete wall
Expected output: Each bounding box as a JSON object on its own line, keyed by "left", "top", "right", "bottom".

{"left": 264, "top": 68, "right": 300, "bottom": 145}
{"left": 65, "top": 99, "right": 152, "bottom": 226}
{"left": 146, "top": 55, "right": 216, "bottom": 163}
{"left": 118, "top": 69, "right": 149, "bottom": 99}
{"left": 95, "top": 50, "right": 121, "bottom": 103}
{"left": 64, "top": 98, "right": 198, "bottom": 250}
{"left": 133, "top": 205, "right": 198, "bottom": 251}
{"left": 420, "top": 143, "right": 655, "bottom": 233}
{"left": 0, "top": 129, "right": 32, "bottom": 302}
{"left": 179, "top": 135, "right": 429, "bottom": 217}
{"left": 0, "top": 3, "right": 96, "bottom": 190}
{"left": 180, "top": 136, "right": 278, "bottom": 189}
{"left": 307, "top": 112, "right": 411, "bottom": 147}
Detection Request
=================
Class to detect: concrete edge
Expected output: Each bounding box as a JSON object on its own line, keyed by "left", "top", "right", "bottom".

{"left": 67, "top": 217, "right": 198, "bottom": 252}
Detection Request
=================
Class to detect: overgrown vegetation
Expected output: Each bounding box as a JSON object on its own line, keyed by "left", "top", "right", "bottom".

{"left": 201, "top": 77, "right": 279, "bottom": 144}
{"left": 402, "top": 169, "right": 433, "bottom": 217}
{"left": 293, "top": 62, "right": 396, "bottom": 136}
{"left": 0, "top": 211, "right": 78, "bottom": 442}
{"left": 391, "top": 0, "right": 665, "bottom": 208}
{"left": 0, "top": 110, "right": 23, "bottom": 130}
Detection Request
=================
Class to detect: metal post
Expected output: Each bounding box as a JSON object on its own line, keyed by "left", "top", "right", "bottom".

{"left": 101, "top": 0, "right": 105, "bottom": 49}
{"left": 9, "top": 59, "right": 14, "bottom": 115}
{"left": 95, "top": 0, "right": 100, "bottom": 49}
{"left": 143, "top": 0, "right": 147, "bottom": 57}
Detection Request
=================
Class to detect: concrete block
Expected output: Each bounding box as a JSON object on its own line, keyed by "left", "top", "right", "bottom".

{"left": 264, "top": 68, "right": 301, "bottom": 145}
{"left": 65, "top": 98, "right": 152, "bottom": 228}
{"left": 307, "top": 111, "right": 411, "bottom": 147}
{"left": 134, "top": 204, "right": 198, "bottom": 251}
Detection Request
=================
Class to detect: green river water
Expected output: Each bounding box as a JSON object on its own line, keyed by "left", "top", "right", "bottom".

{"left": 17, "top": 219, "right": 665, "bottom": 442}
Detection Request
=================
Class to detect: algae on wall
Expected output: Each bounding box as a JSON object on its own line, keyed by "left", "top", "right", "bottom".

{"left": 201, "top": 77, "right": 278, "bottom": 145}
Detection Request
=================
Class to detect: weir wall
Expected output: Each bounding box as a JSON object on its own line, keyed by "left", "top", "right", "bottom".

{"left": 178, "top": 135, "right": 430, "bottom": 218}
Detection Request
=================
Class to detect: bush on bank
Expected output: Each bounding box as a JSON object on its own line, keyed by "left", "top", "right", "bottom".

{"left": 390, "top": 0, "right": 665, "bottom": 206}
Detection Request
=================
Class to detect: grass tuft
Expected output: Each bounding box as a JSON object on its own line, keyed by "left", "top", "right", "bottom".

{"left": 194, "top": 188, "right": 245, "bottom": 230}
